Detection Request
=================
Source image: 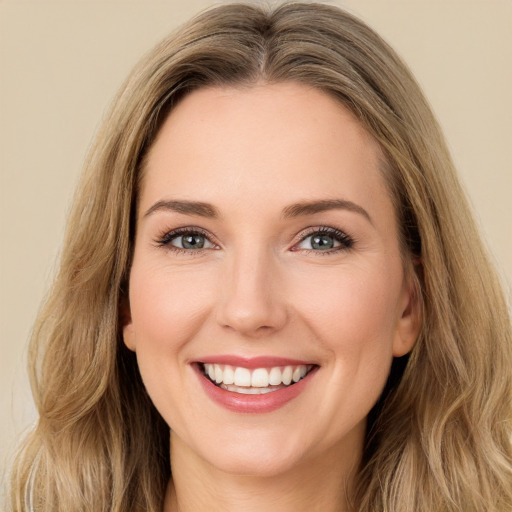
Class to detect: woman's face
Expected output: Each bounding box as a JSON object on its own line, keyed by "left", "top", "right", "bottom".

{"left": 123, "top": 83, "right": 420, "bottom": 477}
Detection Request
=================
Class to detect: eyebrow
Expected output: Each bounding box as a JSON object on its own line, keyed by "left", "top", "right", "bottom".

{"left": 143, "top": 198, "right": 372, "bottom": 224}
{"left": 282, "top": 199, "right": 372, "bottom": 224}
{"left": 144, "top": 200, "right": 219, "bottom": 218}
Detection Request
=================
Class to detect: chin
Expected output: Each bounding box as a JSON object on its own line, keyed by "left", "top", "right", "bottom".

{"left": 177, "top": 426, "right": 308, "bottom": 478}
{"left": 209, "top": 450, "right": 304, "bottom": 479}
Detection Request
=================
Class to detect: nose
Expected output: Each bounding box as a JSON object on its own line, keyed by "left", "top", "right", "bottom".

{"left": 216, "top": 248, "right": 288, "bottom": 337}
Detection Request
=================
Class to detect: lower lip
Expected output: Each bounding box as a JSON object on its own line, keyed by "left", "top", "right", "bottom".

{"left": 194, "top": 364, "right": 317, "bottom": 414}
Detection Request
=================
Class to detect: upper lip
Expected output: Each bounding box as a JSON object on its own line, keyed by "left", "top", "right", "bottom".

{"left": 195, "top": 355, "right": 318, "bottom": 369}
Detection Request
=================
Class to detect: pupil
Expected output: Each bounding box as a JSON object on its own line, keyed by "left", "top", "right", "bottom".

{"left": 183, "top": 234, "right": 204, "bottom": 249}
{"left": 312, "top": 234, "right": 334, "bottom": 250}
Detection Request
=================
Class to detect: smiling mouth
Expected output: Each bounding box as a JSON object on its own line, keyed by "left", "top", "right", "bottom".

{"left": 201, "top": 363, "right": 316, "bottom": 395}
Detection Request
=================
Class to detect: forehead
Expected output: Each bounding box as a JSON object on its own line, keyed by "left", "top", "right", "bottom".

{"left": 140, "top": 82, "right": 392, "bottom": 221}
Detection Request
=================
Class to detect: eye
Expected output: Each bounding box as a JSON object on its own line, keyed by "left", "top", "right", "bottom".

{"left": 293, "top": 227, "right": 354, "bottom": 252}
{"left": 170, "top": 232, "right": 214, "bottom": 250}
{"left": 156, "top": 228, "right": 217, "bottom": 251}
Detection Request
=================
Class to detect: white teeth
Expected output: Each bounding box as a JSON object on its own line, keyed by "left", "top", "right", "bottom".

{"left": 251, "top": 368, "right": 269, "bottom": 388}
{"left": 214, "top": 364, "right": 223, "bottom": 384}
{"left": 233, "top": 367, "right": 251, "bottom": 387}
{"left": 293, "top": 366, "right": 307, "bottom": 382}
{"left": 220, "top": 384, "right": 280, "bottom": 394}
{"left": 203, "top": 363, "right": 313, "bottom": 390}
{"left": 282, "top": 366, "right": 293, "bottom": 385}
{"left": 269, "top": 367, "right": 282, "bottom": 386}
{"left": 223, "top": 365, "right": 234, "bottom": 385}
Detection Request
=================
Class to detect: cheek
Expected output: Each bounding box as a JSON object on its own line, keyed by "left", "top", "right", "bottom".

{"left": 127, "top": 262, "right": 218, "bottom": 409}
{"left": 286, "top": 262, "right": 403, "bottom": 440}
{"left": 129, "top": 261, "right": 217, "bottom": 346}
{"left": 294, "top": 262, "right": 402, "bottom": 351}
{"left": 292, "top": 259, "right": 403, "bottom": 409}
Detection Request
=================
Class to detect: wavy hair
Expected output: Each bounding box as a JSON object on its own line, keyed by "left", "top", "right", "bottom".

{"left": 10, "top": 2, "right": 512, "bottom": 511}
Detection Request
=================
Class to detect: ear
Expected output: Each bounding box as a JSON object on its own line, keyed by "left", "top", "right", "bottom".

{"left": 392, "top": 267, "right": 422, "bottom": 357}
{"left": 119, "top": 295, "right": 136, "bottom": 352}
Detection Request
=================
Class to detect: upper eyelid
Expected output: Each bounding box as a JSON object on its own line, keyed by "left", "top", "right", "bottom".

{"left": 292, "top": 226, "right": 354, "bottom": 250}
{"left": 295, "top": 225, "right": 351, "bottom": 241}
{"left": 155, "top": 226, "right": 218, "bottom": 248}
{"left": 158, "top": 226, "right": 213, "bottom": 238}
{"left": 298, "top": 225, "right": 343, "bottom": 235}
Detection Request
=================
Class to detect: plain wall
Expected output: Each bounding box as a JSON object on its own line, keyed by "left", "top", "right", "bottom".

{"left": 1, "top": 0, "right": 511, "bottom": 496}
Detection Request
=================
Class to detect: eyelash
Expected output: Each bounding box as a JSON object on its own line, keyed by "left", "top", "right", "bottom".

{"left": 294, "top": 226, "right": 355, "bottom": 254}
{"left": 154, "top": 226, "right": 216, "bottom": 254}
{"left": 154, "top": 225, "right": 355, "bottom": 255}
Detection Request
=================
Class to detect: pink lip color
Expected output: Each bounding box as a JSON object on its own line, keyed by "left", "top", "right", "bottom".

{"left": 197, "top": 355, "right": 316, "bottom": 369}
{"left": 193, "top": 363, "right": 318, "bottom": 414}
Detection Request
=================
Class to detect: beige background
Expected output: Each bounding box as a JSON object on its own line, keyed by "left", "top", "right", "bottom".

{"left": 1, "top": 0, "right": 511, "bottom": 495}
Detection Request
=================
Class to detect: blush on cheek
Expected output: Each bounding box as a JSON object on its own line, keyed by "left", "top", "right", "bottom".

{"left": 304, "top": 269, "right": 400, "bottom": 342}
{"left": 131, "top": 267, "right": 214, "bottom": 338}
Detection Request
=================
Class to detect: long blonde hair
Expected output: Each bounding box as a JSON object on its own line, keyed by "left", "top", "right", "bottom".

{"left": 10, "top": 3, "right": 512, "bottom": 511}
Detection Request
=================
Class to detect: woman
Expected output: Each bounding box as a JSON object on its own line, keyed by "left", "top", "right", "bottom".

{"left": 9, "top": 2, "right": 512, "bottom": 511}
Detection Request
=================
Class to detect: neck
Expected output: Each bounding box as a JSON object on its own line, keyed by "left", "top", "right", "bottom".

{"left": 164, "top": 433, "right": 361, "bottom": 512}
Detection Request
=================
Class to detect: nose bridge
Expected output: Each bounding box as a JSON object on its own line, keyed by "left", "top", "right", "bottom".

{"left": 217, "top": 240, "right": 287, "bottom": 336}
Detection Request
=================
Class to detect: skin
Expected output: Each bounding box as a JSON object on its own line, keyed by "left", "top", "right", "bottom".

{"left": 123, "top": 82, "right": 421, "bottom": 512}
